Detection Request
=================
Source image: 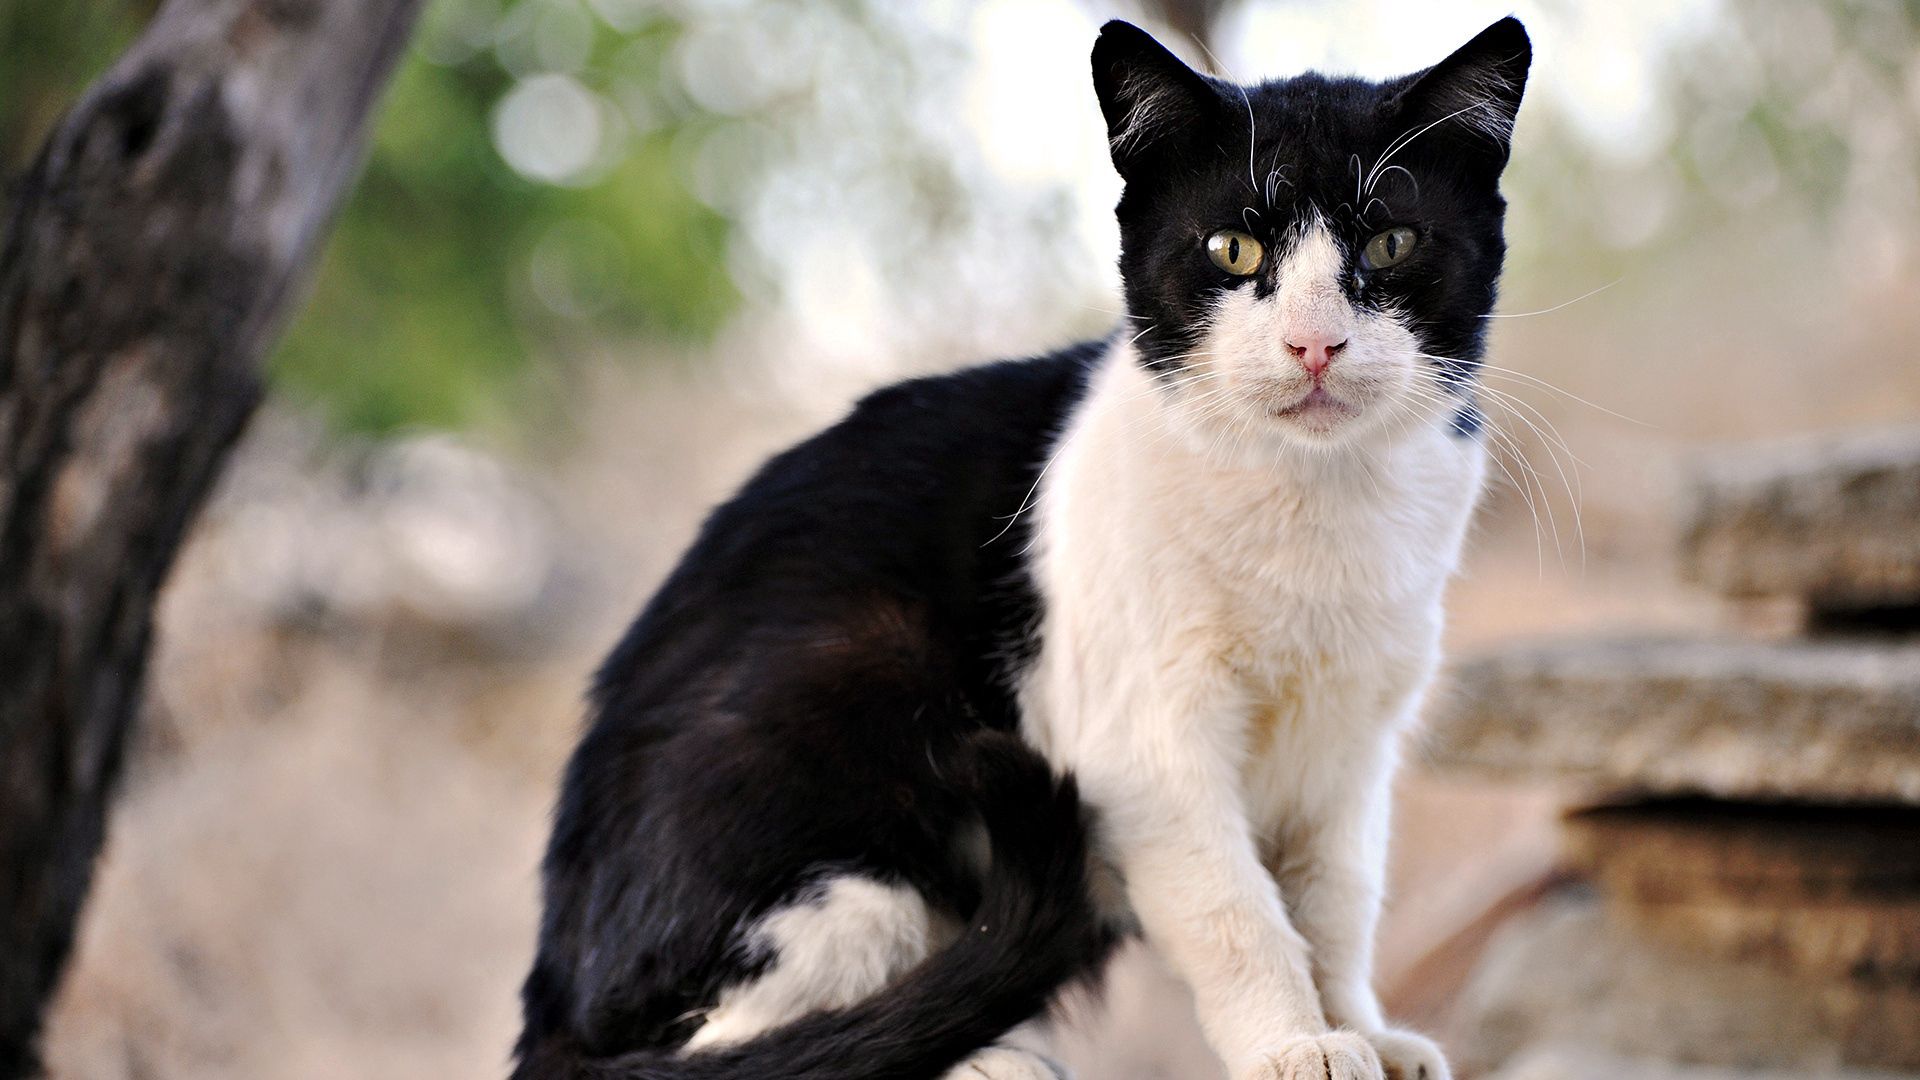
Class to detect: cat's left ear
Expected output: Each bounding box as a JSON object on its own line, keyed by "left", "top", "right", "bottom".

{"left": 1091, "top": 21, "right": 1219, "bottom": 178}
{"left": 1387, "top": 16, "right": 1531, "bottom": 170}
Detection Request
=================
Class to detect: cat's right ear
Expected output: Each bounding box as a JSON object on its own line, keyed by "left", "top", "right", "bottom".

{"left": 1092, "top": 21, "right": 1216, "bottom": 177}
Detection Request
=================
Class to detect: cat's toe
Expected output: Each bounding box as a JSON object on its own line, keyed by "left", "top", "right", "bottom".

{"left": 1245, "top": 1031, "right": 1385, "bottom": 1080}
{"left": 1363, "top": 1027, "right": 1450, "bottom": 1080}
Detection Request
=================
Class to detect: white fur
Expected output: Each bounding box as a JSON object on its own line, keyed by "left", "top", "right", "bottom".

{"left": 1019, "top": 220, "right": 1484, "bottom": 1080}
{"left": 684, "top": 876, "right": 945, "bottom": 1051}
{"left": 683, "top": 877, "right": 1063, "bottom": 1080}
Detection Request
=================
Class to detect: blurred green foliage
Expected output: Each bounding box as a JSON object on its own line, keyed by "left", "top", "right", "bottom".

{"left": 3, "top": 0, "right": 737, "bottom": 436}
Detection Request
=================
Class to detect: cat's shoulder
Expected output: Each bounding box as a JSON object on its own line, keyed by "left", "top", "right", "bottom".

{"left": 725, "top": 340, "right": 1106, "bottom": 492}
{"left": 840, "top": 339, "right": 1105, "bottom": 432}
{"left": 686, "top": 338, "right": 1108, "bottom": 541}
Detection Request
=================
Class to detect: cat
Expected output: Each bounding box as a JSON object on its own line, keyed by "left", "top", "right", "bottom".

{"left": 512, "top": 16, "right": 1528, "bottom": 1080}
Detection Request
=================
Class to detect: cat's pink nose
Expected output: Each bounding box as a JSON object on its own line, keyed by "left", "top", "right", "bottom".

{"left": 1285, "top": 333, "right": 1347, "bottom": 378}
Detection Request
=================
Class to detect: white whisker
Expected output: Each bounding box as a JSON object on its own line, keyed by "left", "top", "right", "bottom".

{"left": 1471, "top": 365, "right": 1649, "bottom": 427}
{"left": 1480, "top": 278, "right": 1621, "bottom": 320}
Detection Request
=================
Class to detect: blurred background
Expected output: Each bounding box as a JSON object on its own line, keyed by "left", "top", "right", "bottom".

{"left": 5, "top": 0, "right": 1919, "bottom": 1077}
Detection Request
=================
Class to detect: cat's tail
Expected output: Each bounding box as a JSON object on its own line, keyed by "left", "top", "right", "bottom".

{"left": 511, "top": 731, "right": 1111, "bottom": 1080}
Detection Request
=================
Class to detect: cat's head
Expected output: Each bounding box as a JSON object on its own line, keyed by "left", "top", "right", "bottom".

{"left": 1092, "top": 18, "right": 1529, "bottom": 454}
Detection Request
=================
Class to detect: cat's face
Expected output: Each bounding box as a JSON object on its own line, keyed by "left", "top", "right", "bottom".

{"left": 1092, "top": 19, "right": 1530, "bottom": 455}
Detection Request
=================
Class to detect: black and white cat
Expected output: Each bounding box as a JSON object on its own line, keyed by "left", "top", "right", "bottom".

{"left": 513, "top": 17, "right": 1529, "bottom": 1080}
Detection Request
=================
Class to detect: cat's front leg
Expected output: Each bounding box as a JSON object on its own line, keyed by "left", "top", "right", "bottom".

{"left": 1081, "top": 732, "right": 1383, "bottom": 1080}
{"left": 1273, "top": 748, "right": 1449, "bottom": 1080}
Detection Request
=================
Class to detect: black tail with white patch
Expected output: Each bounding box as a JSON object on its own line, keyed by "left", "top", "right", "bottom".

{"left": 511, "top": 734, "right": 1109, "bottom": 1080}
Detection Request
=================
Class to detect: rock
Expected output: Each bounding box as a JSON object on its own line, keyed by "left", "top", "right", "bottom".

{"left": 1561, "top": 802, "right": 1920, "bottom": 984}
{"left": 1426, "top": 635, "right": 1920, "bottom": 804}
{"left": 1483, "top": 1045, "right": 1918, "bottom": 1080}
{"left": 1448, "top": 893, "right": 1920, "bottom": 1075}
{"left": 1680, "top": 426, "right": 1920, "bottom": 611}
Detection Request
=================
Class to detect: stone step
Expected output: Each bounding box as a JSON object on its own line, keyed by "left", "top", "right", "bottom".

{"left": 1681, "top": 426, "right": 1920, "bottom": 611}
{"left": 1562, "top": 802, "right": 1920, "bottom": 901}
{"left": 1561, "top": 803, "right": 1920, "bottom": 984}
{"left": 1425, "top": 635, "right": 1920, "bottom": 804}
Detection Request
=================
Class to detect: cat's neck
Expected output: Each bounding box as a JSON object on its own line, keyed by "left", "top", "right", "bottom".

{"left": 1032, "top": 338, "right": 1486, "bottom": 612}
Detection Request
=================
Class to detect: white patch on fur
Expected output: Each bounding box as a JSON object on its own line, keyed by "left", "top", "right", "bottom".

{"left": 1019, "top": 246, "right": 1485, "bottom": 1075}
{"left": 1163, "top": 217, "right": 1440, "bottom": 460}
{"left": 684, "top": 876, "right": 946, "bottom": 1051}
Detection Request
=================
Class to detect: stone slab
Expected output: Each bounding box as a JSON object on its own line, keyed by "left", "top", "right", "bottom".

{"left": 1680, "top": 426, "right": 1920, "bottom": 609}
{"left": 1562, "top": 802, "right": 1920, "bottom": 901}
{"left": 1562, "top": 803, "right": 1920, "bottom": 983}
{"left": 1426, "top": 635, "right": 1920, "bottom": 804}
{"left": 1450, "top": 893, "right": 1920, "bottom": 1074}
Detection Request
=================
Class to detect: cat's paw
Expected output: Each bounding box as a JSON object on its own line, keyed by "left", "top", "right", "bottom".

{"left": 1244, "top": 1032, "right": 1385, "bottom": 1080}
{"left": 1362, "top": 1027, "right": 1450, "bottom": 1080}
{"left": 943, "top": 1045, "right": 1069, "bottom": 1080}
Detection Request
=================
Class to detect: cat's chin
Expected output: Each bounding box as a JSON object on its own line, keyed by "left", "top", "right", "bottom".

{"left": 1262, "top": 373, "right": 1443, "bottom": 451}
{"left": 1260, "top": 388, "right": 1386, "bottom": 450}
{"left": 1272, "top": 386, "right": 1359, "bottom": 431}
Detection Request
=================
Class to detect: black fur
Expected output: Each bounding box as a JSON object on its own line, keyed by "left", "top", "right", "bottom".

{"left": 515, "top": 19, "right": 1528, "bottom": 1079}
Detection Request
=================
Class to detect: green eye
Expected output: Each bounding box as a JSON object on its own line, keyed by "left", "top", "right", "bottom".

{"left": 1363, "top": 227, "right": 1418, "bottom": 269}
{"left": 1205, "top": 230, "right": 1264, "bottom": 276}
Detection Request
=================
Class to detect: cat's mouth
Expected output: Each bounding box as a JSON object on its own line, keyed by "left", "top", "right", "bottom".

{"left": 1273, "top": 386, "right": 1359, "bottom": 427}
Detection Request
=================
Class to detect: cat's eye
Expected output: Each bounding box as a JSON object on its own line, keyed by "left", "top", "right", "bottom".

{"left": 1362, "top": 227, "right": 1418, "bottom": 269}
{"left": 1205, "top": 230, "right": 1265, "bottom": 276}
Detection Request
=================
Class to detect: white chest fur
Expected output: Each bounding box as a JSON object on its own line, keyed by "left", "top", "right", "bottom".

{"left": 1019, "top": 346, "right": 1485, "bottom": 835}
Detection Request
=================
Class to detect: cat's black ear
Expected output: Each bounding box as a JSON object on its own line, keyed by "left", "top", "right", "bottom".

{"left": 1387, "top": 16, "right": 1531, "bottom": 169}
{"left": 1091, "top": 20, "right": 1217, "bottom": 177}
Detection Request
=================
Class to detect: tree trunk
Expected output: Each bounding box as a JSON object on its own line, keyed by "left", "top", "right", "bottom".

{"left": 0, "top": 0, "right": 422, "bottom": 1072}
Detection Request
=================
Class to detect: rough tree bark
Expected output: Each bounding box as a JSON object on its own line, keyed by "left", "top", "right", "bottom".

{"left": 0, "top": 0, "right": 423, "bottom": 1072}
